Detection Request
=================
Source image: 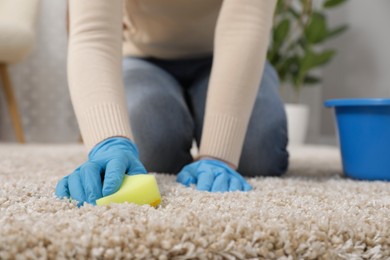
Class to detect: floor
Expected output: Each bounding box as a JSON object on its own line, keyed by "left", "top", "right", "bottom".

{"left": 1, "top": 144, "right": 390, "bottom": 259}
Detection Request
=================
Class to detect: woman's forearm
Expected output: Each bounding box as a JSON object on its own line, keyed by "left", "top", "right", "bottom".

{"left": 199, "top": 0, "right": 277, "bottom": 166}
{"left": 68, "top": 0, "right": 133, "bottom": 151}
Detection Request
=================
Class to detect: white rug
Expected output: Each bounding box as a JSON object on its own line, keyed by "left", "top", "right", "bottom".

{"left": 1, "top": 144, "right": 390, "bottom": 259}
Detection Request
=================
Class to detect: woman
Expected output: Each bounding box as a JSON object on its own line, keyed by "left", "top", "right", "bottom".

{"left": 56, "top": 0, "right": 288, "bottom": 206}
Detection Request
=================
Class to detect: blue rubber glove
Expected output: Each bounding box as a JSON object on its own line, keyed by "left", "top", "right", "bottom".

{"left": 176, "top": 159, "right": 252, "bottom": 192}
{"left": 55, "top": 137, "right": 147, "bottom": 206}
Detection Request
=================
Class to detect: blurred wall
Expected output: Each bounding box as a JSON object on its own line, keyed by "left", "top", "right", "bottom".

{"left": 0, "top": 0, "right": 78, "bottom": 142}
{"left": 320, "top": 0, "right": 390, "bottom": 141}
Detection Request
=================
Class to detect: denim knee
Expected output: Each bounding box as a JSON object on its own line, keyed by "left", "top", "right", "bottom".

{"left": 237, "top": 62, "right": 289, "bottom": 177}
{"left": 238, "top": 119, "right": 289, "bottom": 177}
{"left": 128, "top": 92, "right": 194, "bottom": 174}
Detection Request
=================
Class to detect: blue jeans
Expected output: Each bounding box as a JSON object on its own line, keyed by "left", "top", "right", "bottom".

{"left": 122, "top": 56, "right": 288, "bottom": 177}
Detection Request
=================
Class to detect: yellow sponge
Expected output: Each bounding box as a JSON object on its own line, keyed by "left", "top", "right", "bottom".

{"left": 96, "top": 174, "right": 161, "bottom": 207}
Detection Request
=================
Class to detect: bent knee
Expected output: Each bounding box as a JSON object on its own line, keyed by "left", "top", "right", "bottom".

{"left": 238, "top": 120, "right": 289, "bottom": 177}
{"left": 239, "top": 147, "right": 289, "bottom": 177}
{"left": 258, "top": 147, "right": 289, "bottom": 177}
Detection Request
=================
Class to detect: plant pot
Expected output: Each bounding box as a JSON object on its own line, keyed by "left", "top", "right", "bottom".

{"left": 285, "top": 103, "right": 310, "bottom": 146}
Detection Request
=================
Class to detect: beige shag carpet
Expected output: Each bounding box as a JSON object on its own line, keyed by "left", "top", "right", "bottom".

{"left": 1, "top": 144, "right": 390, "bottom": 259}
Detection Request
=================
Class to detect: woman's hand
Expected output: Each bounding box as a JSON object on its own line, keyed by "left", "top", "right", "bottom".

{"left": 55, "top": 137, "right": 147, "bottom": 206}
{"left": 176, "top": 159, "right": 252, "bottom": 192}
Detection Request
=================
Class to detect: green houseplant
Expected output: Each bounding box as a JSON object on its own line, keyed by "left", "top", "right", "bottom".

{"left": 267, "top": 0, "right": 348, "bottom": 145}
{"left": 268, "top": 0, "right": 348, "bottom": 145}
{"left": 268, "top": 0, "right": 348, "bottom": 103}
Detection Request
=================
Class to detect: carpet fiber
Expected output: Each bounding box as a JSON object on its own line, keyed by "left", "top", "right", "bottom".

{"left": 1, "top": 144, "right": 390, "bottom": 259}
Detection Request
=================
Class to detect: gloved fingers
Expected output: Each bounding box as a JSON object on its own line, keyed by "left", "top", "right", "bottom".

{"left": 176, "top": 169, "right": 196, "bottom": 187}
{"left": 228, "top": 177, "right": 243, "bottom": 192}
{"left": 196, "top": 171, "right": 215, "bottom": 192}
{"left": 227, "top": 169, "right": 249, "bottom": 183}
{"left": 224, "top": 168, "right": 252, "bottom": 192}
{"left": 127, "top": 159, "right": 147, "bottom": 175}
{"left": 243, "top": 182, "right": 252, "bottom": 191}
{"left": 211, "top": 172, "right": 229, "bottom": 192}
{"left": 68, "top": 169, "right": 87, "bottom": 207}
{"left": 80, "top": 162, "right": 103, "bottom": 205}
{"left": 102, "top": 158, "right": 126, "bottom": 197}
{"left": 55, "top": 175, "right": 70, "bottom": 199}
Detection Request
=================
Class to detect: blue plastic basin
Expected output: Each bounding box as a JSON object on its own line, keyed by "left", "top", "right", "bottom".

{"left": 325, "top": 98, "right": 390, "bottom": 181}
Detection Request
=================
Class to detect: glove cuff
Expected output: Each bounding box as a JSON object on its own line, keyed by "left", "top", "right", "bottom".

{"left": 88, "top": 137, "right": 140, "bottom": 158}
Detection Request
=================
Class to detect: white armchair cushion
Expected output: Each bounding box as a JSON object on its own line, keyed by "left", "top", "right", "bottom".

{"left": 0, "top": 0, "right": 40, "bottom": 64}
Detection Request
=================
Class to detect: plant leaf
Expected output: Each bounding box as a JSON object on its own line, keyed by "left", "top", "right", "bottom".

{"left": 302, "top": 49, "right": 336, "bottom": 71}
{"left": 287, "top": 7, "right": 300, "bottom": 19}
{"left": 304, "top": 75, "right": 322, "bottom": 85}
{"left": 274, "top": 19, "right": 290, "bottom": 48}
{"left": 298, "top": 49, "right": 336, "bottom": 86}
{"left": 276, "top": 56, "right": 299, "bottom": 82}
{"left": 275, "top": 0, "right": 285, "bottom": 14}
{"left": 304, "top": 12, "right": 328, "bottom": 44}
{"left": 324, "top": 0, "right": 347, "bottom": 8}
{"left": 327, "top": 25, "right": 348, "bottom": 39}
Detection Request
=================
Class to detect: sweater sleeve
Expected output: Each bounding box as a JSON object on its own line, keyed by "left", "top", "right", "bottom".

{"left": 68, "top": 0, "right": 133, "bottom": 152}
{"left": 198, "top": 0, "right": 277, "bottom": 167}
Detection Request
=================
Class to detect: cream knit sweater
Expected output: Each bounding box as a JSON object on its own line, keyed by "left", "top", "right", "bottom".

{"left": 68, "top": 0, "right": 276, "bottom": 167}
